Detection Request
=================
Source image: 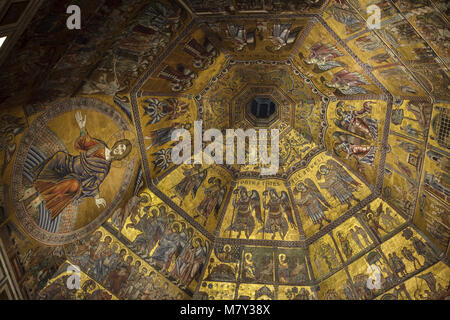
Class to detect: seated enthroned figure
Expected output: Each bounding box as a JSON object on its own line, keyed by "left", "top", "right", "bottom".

{"left": 21, "top": 111, "right": 132, "bottom": 220}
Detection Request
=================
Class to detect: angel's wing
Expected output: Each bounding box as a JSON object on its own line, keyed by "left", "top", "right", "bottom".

{"left": 333, "top": 118, "right": 347, "bottom": 131}
{"left": 334, "top": 70, "right": 367, "bottom": 85}
{"left": 214, "top": 186, "right": 227, "bottom": 217}
{"left": 280, "top": 191, "right": 296, "bottom": 228}
{"left": 192, "top": 169, "right": 208, "bottom": 198}
{"left": 309, "top": 42, "right": 324, "bottom": 58}
{"left": 227, "top": 24, "right": 239, "bottom": 38}
{"left": 203, "top": 240, "right": 210, "bottom": 255}
{"left": 305, "top": 178, "right": 330, "bottom": 207}
{"left": 250, "top": 190, "right": 262, "bottom": 223}
{"left": 310, "top": 42, "right": 342, "bottom": 59}
{"left": 319, "top": 60, "right": 346, "bottom": 71}
{"left": 339, "top": 86, "right": 369, "bottom": 95}
{"left": 327, "top": 159, "right": 360, "bottom": 187}
{"left": 286, "top": 27, "right": 301, "bottom": 45}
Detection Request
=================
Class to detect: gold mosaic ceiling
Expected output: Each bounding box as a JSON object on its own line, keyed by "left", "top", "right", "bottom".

{"left": 0, "top": 0, "right": 449, "bottom": 300}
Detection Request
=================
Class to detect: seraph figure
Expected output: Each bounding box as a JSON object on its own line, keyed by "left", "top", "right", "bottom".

{"left": 157, "top": 64, "right": 197, "bottom": 92}
{"left": 370, "top": 53, "right": 390, "bottom": 64}
{"left": 141, "top": 1, "right": 181, "bottom": 32}
{"left": 152, "top": 148, "right": 172, "bottom": 173}
{"left": 328, "top": 1, "right": 364, "bottom": 34}
{"left": 354, "top": 34, "right": 382, "bottom": 52}
{"left": 294, "top": 178, "right": 332, "bottom": 229}
{"left": 226, "top": 24, "right": 255, "bottom": 51}
{"left": 266, "top": 24, "right": 301, "bottom": 52}
{"left": 143, "top": 98, "right": 189, "bottom": 125}
{"left": 144, "top": 123, "right": 190, "bottom": 149}
{"left": 183, "top": 38, "right": 218, "bottom": 69}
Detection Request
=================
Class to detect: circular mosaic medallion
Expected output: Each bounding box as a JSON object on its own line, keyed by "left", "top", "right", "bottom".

{"left": 11, "top": 97, "right": 136, "bottom": 245}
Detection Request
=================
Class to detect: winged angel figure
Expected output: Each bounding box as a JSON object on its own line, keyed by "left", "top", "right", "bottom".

{"left": 226, "top": 187, "right": 261, "bottom": 239}
{"left": 226, "top": 24, "right": 255, "bottom": 52}
{"left": 266, "top": 24, "right": 301, "bottom": 52}
{"left": 316, "top": 160, "right": 361, "bottom": 209}
{"left": 324, "top": 69, "right": 369, "bottom": 95}
{"left": 294, "top": 178, "right": 332, "bottom": 229}
{"left": 258, "top": 188, "right": 296, "bottom": 240}
{"left": 302, "top": 42, "right": 347, "bottom": 73}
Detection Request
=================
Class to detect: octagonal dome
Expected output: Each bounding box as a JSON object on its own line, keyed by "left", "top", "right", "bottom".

{"left": 0, "top": 0, "right": 448, "bottom": 302}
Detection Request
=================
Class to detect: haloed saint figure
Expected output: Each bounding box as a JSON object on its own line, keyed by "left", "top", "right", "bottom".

{"left": 21, "top": 112, "right": 132, "bottom": 220}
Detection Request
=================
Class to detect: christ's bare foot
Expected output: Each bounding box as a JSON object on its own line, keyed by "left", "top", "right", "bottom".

{"left": 20, "top": 187, "right": 36, "bottom": 201}
{"left": 26, "top": 196, "right": 43, "bottom": 211}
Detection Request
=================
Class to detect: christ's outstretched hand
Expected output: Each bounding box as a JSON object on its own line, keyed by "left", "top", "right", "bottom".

{"left": 75, "top": 111, "right": 86, "bottom": 130}
{"left": 95, "top": 197, "right": 106, "bottom": 208}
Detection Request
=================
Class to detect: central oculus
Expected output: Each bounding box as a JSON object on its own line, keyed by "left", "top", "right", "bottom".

{"left": 250, "top": 97, "right": 276, "bottom": 119}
